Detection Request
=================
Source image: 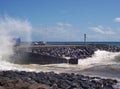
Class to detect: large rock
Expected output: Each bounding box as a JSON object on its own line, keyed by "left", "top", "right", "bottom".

{"left": 28, "top": 83, "right": 52, "bottom": 89}
{"left": 68, "top": 58, "right": 78, "bottom": 64}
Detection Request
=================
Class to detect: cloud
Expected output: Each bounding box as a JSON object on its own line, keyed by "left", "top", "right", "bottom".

{"left": 0, "top": 16, "right": 32, "bottom": 42}
{"left": 114, "top": 17, "right": 120, "bottom": 22}
{"left": 56, "top": 22, "right": 72, "bottom": 27}
{"left": 0, "top": 18, "right": 81, "bottom": 42}
{"left": 33, "top": 22, "right": 81, "bottom": 41}
{"left": 90, "top": 26, "right": 115, "bottom": 35}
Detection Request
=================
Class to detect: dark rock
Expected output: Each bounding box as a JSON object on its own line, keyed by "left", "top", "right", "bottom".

{"left": 51, "top": 83, "right": 58, "bottom": 89}
{"left": 103, "top": 85, "right": 114, "bottom": 89}
{"left": 0, "top": 71, "right": 118, "bottom": 89}
{"left": 28, "top": 83, "right": 52, "bottom": 89}
{"left": 0, "top": 86, "right": 5, "bottom": 89}
{"left": 69, "top": 58, "right": 78, "bottom": 64}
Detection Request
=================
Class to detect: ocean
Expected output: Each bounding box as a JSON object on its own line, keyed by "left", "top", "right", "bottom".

{"left": 22, "top": 41, "right": 120, "bottom": 47}
{"left": 47, "top": 41, "right": 120, "bottom": 46}
{"left": 0, "top": 41, "right": 120, "bottom": 88}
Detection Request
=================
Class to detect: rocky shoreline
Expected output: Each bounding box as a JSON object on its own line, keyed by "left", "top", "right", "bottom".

{"left": 0, "top": 71, "right": 118, "bottom": 89}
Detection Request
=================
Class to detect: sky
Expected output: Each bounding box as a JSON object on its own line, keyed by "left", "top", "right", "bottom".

{"left": 0, "top": 0, "right": 120, "bottom": 42}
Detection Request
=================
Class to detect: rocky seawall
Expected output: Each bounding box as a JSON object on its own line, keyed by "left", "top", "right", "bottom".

{"left": 0, "top": 71, "right": 118, "bottom": 89}
{"left": 10, "top": 44, "right": 120, "bottom": 64}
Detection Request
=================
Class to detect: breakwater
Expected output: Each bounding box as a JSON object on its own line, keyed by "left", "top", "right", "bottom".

{"left": 11, "top": 44, "right": 120, "bottom": 64}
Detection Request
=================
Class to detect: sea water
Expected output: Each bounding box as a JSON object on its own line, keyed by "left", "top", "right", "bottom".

{"left": 0, "top": 47, "right": 120, "bottom": 88}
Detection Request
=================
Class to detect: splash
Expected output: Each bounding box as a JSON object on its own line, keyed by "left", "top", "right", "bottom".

{"left": 78, "top": 50, "right": 120, "bottom": 67}
{"left": 0, "top": 16, "right": 32, "bottom": 70}
{"left": 0, "top": 16, "right": 32, "bottom": 42}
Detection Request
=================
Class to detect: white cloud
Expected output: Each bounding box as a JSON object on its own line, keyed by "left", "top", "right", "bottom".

{"left": 90, "top": 26, "right": 115, "bottom": 35}
{"left": 114, "top": 17, "right": 120, "bottom": 22}
{"left": 33, "top": 22, "right": 81, "bottom": 41}
{"left": 57, "top": 22, "right": 72, "bottom": 27}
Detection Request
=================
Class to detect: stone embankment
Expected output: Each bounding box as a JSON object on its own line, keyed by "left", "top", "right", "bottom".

{"left": 31, "top": 44, "right": 120, "bottom": 59}
{"left": 11, "top": 44, "right": 120, "bottom": 64}
{"left": 0, "top": 71, "right": 118, "bottom": 89}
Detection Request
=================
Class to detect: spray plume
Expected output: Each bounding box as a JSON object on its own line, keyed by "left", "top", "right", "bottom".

{"left": 0, "top": 16, "right": 32, "bottom": 70}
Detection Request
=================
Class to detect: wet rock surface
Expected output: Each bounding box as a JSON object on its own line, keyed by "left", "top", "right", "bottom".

{"left": 0, "top": 71, "right": 118, "bottom": 89}
{"left": 31, "top": 44, "right": 120, "bottom": 59}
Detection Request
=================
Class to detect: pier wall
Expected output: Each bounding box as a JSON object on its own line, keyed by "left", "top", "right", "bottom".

{"left": 10, "top": 44, "right": 120, "bottom": 64}
{"left": 10, "top": 52, "right": 68, "bottom": 64}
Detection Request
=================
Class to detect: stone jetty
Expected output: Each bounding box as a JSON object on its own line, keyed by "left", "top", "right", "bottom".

{"left": 0, "top": 71, "right": 118, "bottom": 89}
{"left": 11, "top": 44, "right": 120, "bottom": 64}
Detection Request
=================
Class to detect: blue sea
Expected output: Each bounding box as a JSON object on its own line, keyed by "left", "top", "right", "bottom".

{"left": 22, "top": 41, "right": 120, "bottom": 47}
{"left": 47, "top": 41, "right": 120, "bottom": 46}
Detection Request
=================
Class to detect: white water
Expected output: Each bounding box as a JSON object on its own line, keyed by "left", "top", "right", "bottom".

{"left": 76, "top": 50, "right": 119, "bottom": 77}
{"left": 78, "top": 50, "right": 120, "bottom": 68}
{"left": 0, "top": 16, "right": 33, "bottom": 71}
{"left": 0, "top": 50, "right": 120, "bottom": 73}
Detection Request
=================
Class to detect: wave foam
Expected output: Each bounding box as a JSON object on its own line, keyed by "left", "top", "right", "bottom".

{"left": 78, "top": 50, "right": 120, "bottom": 67}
